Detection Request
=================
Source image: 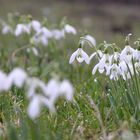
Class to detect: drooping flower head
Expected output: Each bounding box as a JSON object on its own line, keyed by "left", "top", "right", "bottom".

{"left": 69, "top": 42, "right": 90, "bottom": 64}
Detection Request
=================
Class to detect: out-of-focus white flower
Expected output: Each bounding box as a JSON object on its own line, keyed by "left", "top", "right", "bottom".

{"left": 31, "top": 27, "right": 53, "bottom": 46}
{"left": 64, "top": 24, "right": 77, "bottom": 35}
{"left": 0, "top": 71, "right": 11, "bottom": 91}
{"left": 45, "top": 79, "right": 60, "bottom": 103}
{"left": 69, "top": 48, "right": 90, "bottom": 64}
{"left": 14, "top": 24, "right": 30, "bottom": 36}
{"left": 41, "top": 97, "right": 56, "bottom": 113}
{"left": 2, "top": 24, "right": 13, "bottom": 34}
{"left": 51, "top": 29, "right": 65, "bottom": 40}
{"left": 30, "top": 20, "right": 41, "bottom": 32}
{"left": 120, "top": 45, "right": 135, "bottom": 63}
{"left": 26, "top": 77, "right": 46, "bottom": 98}
{"left": 59, "top": 80, "right": 74, "bottom": 101}
{"left": 8, "top": 68, "right": 27, "bottom": 88}
{"left": 32, "top": 34, "right": 48, "bottom": 46}
{"left": 27, "top": 95, "right": 42, "bottom": 119}
{"left": 38, "top": 27, "right": 53, "bottom": 38}
{"left": 84, "top": 35, "right": 96, "bottom": 46}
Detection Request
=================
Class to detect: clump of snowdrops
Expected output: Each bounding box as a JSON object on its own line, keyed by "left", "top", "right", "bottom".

{"left": 70, "top": 33, "right": 140, "bottom": 120}
{"left": 0, "top": 14, "right": 76, "bottom": 120}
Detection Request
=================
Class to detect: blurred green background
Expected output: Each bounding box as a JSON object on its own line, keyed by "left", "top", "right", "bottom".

{"left": 0, "top": 0, "right": 140, "bottom": 43}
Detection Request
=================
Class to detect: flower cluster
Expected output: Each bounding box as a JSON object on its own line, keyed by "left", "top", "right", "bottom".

{"left": 1, "top": 18, "right": 76, "bottom": 46}
{"left": 69, "top": 34, "right": 140, "bottom": 81}
{"left": 0, "top": 68, "right": 74, "bottom": 119}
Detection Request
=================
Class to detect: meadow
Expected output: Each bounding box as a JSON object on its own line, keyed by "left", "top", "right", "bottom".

{"left": 0, "top": 1, "right": 140, "bottom": 140}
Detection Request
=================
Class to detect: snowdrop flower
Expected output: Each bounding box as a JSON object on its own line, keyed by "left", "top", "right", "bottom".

{"left": 112, "top": 51, "right": 120, "bottom": 62}
{"left": 69, "top": 48, "right": 90, "bottom": 64}
{"left": 84, "top": 35, "right": 96, "bottom": 46}
{"left": 59, "top": 80, "right": 74, "bottom": 101}
{"left": 133, "top": 49, "right": 140, "bottom": 62}
{"left": 30, "top": 20, "right": 41, "bottom": 32}
{"left": 0, "top": 71, "right": 11, "bottom": 91}
{"left": 41, "top": 97, "right": 56, "bottom": 113}
{"left": 51, "top": 29, "right": 65, "bottom": 40}
{"left": 2, "top": 24, "right": 13, "bottom": 34}
{"left": 31, "top": 27, "right": 52, "bottom": 46}
{"left": 14, "top": 23, "right": 30, "bottom": 36}
{"left": 106, "top": 63, "right": 121, "bottom": 80}
{"left": 120, "top": 45, "right": 135, "bottom": 63}
{"left": 26, "top": 77, "right": 46, "bottom": 98}
{"left": 64, "top": 24, "right": 77, "bottom": 35}
{"left": 31, "top": 34, "right": 48, "bottom": 46}
{"left": 45, "top": 79, "right": 60, "bottom": 103}
{"left": 27, "top": 95, "right": 42, "bottom": 119}
{"left": 92, "top": 53, "right": 112, "bottom": 75}
{"left": 119, "top": 61, "right": 134, "bottom": 80}
{"left": 8, "top": 68, "right": 27, "bottom": 88}
{"left": 38, "top": 27, "right": 53, "bottom": 38}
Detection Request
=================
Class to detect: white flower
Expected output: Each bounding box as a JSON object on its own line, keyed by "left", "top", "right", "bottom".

{"left": 112, "top": 51, "right": 120, "bottom": 62}
{"left": 106, "top": 63, "right": 121, "bottom": 80}
{"left": 27, "top": 95, "right": 42, "bottom": 119}
{"left": 2, "top": 24, "right": 13, "bottom": 34}
{"left": 30, "top": 20, "right": 41, "bottom": 32}
{"left": 84, "top": 35, "right": 96, "bottom": 46}
{"left": 45, "top": 79, "right": 60, "bottom": 103}
{"left": 26, "top": 77, "right": 46, "bottom": 98}
{"left": 38, "top": 27, "right": 53, "bottom": 38}
{"left": 41, "top": 97, "right": 56, "bottom": 113}
{"left": 92, "top": 54, "right": 112, "bottom": 75}
{"left": 120, "top": 45, "right": 135, "bottom": 63}
{"left": 119, "top": 61, "right": 134, "bottom": 80}
{"left": 64, "top": 24, "right": 77, "bottom": 35}
{"left": 0, "top": 71, "right": 11, "bottom": 91}
{"left": 32, "top": 34, "right": 48, "bottom": 46}
{"left": 14, "top": 24, "right": 30, "bottom": 36}
{"left": 51, "top": 29, "right": 65, "bottom": 40}
{"left": 69, "top": 48, "right": 90, "bottom": 64}
{"left": 59, "top": 80, "right": 74, "bottom": 101}
{"left": 133, "top": 49, "right": 140, "bottom": 62}
{"left": 8, "top": 68, "right": 27, "bottom": 88}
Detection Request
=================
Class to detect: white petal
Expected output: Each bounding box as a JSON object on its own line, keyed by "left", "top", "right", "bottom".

{"left": 30, "top": 20, "right": 41, "bottom": 32}
{"left": 27, "top": 96, "right": 41, "bottom": 119}
{"left": 45, "top": 79, "right": 60, "bottom": 102}
{"left": 64, "top": 24, "right": 77, "bottom": 35}
{"left": 85, "top": 35, "right": 96, "bottom": 46}
{"left": 0, "top": 71, "right": 11, "bottom": 91}
{"left": 92, "top": 64, "right": 99, "bottom": 75}
{"left": 59, "top": 80, "right": 74, "bottom": 101}
{"left": 8, "top": 68, "right": 27, "bottom": 88}
{"left": 69, "top": 49, "right": 78, "bottom": 64}
{"left": 90, "top": 52, "right": 96, "bottom": 61}
{"left": 81, "top": 49, "right": 90, "bottom": 64}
